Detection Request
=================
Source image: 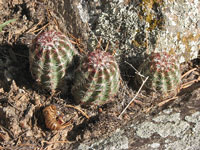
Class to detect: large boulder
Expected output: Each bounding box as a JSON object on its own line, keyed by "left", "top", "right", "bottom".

{"left": 50, "top": 0, "right": 199, "bottom": 64}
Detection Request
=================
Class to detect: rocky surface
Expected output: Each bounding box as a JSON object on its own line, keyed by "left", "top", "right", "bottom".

{"left": 51, "top": 0, "right": 199, "bottom": 64}
{"left": 77, "top": 103, "right": 200, "bottom": 150}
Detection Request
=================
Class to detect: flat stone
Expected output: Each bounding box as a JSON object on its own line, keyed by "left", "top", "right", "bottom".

{"left": 76, "top": 109, "right": 200, "bottom": 150}
{"left": 77, "top": 129, "right": 129, "bottom": 150}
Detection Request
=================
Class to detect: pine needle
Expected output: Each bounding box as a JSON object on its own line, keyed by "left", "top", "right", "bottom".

{"left": 0, "top": 19, "right": 16, "bottom": 32}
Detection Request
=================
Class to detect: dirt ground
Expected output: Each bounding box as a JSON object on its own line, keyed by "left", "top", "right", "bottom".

{"left": 0, "top": 1, "right": 199, "bottom": 150}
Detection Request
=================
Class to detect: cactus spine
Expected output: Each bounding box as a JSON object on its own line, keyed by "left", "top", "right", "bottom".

{"left": 137, "top": 52, "right": 181, "bottom": 96}
{"left": 29, "top": 30, "right": 77, "bottom": 91}
{"left": 72, "top": 50, "right": 120, "bottom": 105}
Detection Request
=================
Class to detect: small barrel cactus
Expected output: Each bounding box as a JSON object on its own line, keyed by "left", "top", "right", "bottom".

{"left": 137, "top": 52, "right": 181, "bottom": 96}
{"left": 29, "top": 30, "right": 77, "bottom": 91}
{"left": 71, "top": 49, "right": 120, "bottom": 105}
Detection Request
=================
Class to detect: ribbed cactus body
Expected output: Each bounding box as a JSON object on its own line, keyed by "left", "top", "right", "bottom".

{"left": 72, "top": 50, "right": 120, "bottom": 105}
{"left": 29, "top": 30, "right": 76, "bottom": 91}
{"left": 137, "top": 52, "right": 181, "bottom": 96}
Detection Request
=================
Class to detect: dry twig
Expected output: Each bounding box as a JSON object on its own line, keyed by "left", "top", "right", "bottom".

{"left": 0, "top": 125, "right": 14, "bottom": 140}
{"left": 42, "top": 140, "right": 71, "bottom": 145}
{"left": 31, "top": 23, "right": 50, "bottom": 34}
{"left": 118, "top": 76, "right": 149, "bottom": 118}
{"left": 131, "top": 99, "right": 144, "bottom": 106}
{"left": 181, "top": 78, "right": 200, "bottom": 89}
{"left": 65, "top": 104, "right": 89, "bottom": 119}
{"left": 96, "top": 38, "right": 102, "bottom": 50}
{"left": 105, "top": 41, "right": 109, "bottom": 51}
{"left": 26, "top": 19, "right": 43, "bottom": 33}
{"left": 180, "top": 68, "right": 200, "bottom": 89}
{"left": 65, "top": 31, "right": 86, "bottom": 54}
{"left": 181, "top": 68, "right": 197, "bottom": 79}
{"left": 124, "top": 61, "right": 145, "bottom": 78}
{"left": 158, "top": 96, "right": 178, "bottom": 107}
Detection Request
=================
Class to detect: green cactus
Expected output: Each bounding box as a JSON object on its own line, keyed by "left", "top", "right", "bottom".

{"left": 71, "top": 49, "right": 120, "bottom": 105}
{"left": 29, "top": 30, "right": 77, "bottom": 91}
{"left": 137, "top": 52, "right": 181, "bottom": 96}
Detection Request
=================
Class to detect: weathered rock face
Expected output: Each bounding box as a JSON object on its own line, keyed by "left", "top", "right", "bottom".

{"left": 49, "top": 0, "right": 90, "bottom": 50}
{"left": 90, "top": 0, "right": 200, "bottom": 63}
{"left": 51, "top": 0, "right": 199, "bottom": 64}
{"left": 157, "top": 0, "right": 200, "bottom": 63}
{"left": 77, "top": 109, "right": 200, "bottom": 150}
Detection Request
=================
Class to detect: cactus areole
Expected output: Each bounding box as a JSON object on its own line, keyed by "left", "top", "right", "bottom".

{"left": 72, "top": 50, "right": 120, "bottom": 105}
{"left": 138, "top": 52, "right": 181, "bottom": 96}
{"left": 29, "top": 30, "right": 76, "bottom": 91}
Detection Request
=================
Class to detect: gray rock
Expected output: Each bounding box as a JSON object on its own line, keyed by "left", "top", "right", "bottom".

{"left": 77, "top": 129, "right": 129, "bottom": 150}
{"left": 136, "top": 114, "right": 190, "bottom": 138}
{"left": 51, "top": 0, "right": 199, "bottom": 63}
{"left": 75, "top": 109, "right": 200, "bottom": 150}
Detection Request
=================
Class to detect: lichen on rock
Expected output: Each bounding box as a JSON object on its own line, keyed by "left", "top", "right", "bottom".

{"left": 50, "top": 0, "right": 199, "bottom": 64}
{"left": 156, "top": 0, "right": 200, "bottom": 63}
{"left": 87, "top": 0, "right": 199, "bottom": 63}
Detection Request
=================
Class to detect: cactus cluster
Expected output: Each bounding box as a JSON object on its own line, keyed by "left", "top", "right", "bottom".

{"left": 71, "top": 50, "right": 120, "bottom": 105}
{"left": 29, "top": 30, "right": 182, "bottom": 103}
{"left": 29, "top": 30, "right": 77, "bottom": 91}
{"left": 30, "top": 30, "right": 120, "bottom": 105}
{"left": 137, "top": 52, "right": 181, "bottom": 96}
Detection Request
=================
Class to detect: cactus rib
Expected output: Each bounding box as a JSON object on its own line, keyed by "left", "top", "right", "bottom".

{"left": 137, "top": 52, "right": 181, "bottom": 96}
{"left": 29, "top": 30, "right": 77, "bottom": 91}
{"left": 72, "top": 49, "right": 120, "bottom": 105}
